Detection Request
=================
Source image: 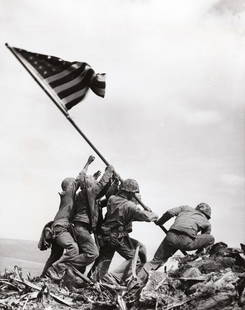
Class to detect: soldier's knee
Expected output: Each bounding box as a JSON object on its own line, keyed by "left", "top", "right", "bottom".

{"left": 92, "top": 247, "right": 99, "bottom": 260}
{"left": 67, "top": 242, "right": 79, "bottom": 256}
{"left": 208, "top": 235, "right": 215, "bottom": 246}
{"left": 86, "top": 247, "right": 99, "bottom": 264}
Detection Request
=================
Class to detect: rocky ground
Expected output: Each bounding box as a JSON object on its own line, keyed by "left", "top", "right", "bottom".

{"left": 0, "top": 242, "right": 245, "bottom": 310}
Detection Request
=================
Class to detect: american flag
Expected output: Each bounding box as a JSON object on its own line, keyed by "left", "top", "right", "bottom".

{"left": 12, "top": 47, "right": 106, "bottom": 111}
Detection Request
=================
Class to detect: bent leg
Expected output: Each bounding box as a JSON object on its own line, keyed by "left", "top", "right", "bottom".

{"left": 73, "top": 223, "right": 99, "bottom": 269}
{"left": 149, "top": 232, "right": 178, "bottom": 270}
{"left": 185, "top": 234, "right": 215, "bottom": 251}
{"left": 54, "top": 231, "right": 79, "bottom": 264}
{"left": 137, "top": 231, "right": 178, "bottom": 283}
{"left": 130, "top": 238, "right": 147, "bottom": 263}
{"left": 88, "top": 244, "right": 115, "bottom": 281}
{"left": 136, "top": 233, "right": 178, "bottom": 284}
{"left": 40, "top": 242, "right": 63, "bottom": 277}
{"left": 47, "top": 230, "right": 79, "bottom": 279}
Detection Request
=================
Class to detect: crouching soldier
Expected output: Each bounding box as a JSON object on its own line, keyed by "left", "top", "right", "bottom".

{"left": 142, "top": 203, "right": 215, "bottom": 273}
{"left": 89, "top": 179, "right": 158, "bottom": 281}
{"left": 40, "top": 155, "right": 95, "bottom": 280}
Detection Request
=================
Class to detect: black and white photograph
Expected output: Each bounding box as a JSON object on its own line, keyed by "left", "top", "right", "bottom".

{"left": 0, "top": 0, "right": 245, "bottom": 309}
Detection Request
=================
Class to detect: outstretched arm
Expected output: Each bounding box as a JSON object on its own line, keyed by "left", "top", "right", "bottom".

{"left": 93, "top": 170, "right": 101, "bottom": 180}
{"left": 155, "top": 205, "right": 192, "bottom": 226}
{"left": 93, "top": 165, "right": 115, "bottom": 195}
{"left": 128, "top": 204, "right": 158, "bottom": 222}
{"left": 83, "top": 155, "right": 95, "bottom": 173}
{"left": 76, "top": 155, "right": 95, "bottom": 185}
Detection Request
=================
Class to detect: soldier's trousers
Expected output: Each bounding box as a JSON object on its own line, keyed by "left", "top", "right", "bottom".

{"left": 73, "top": 222, "right": 99, "bottom": 269}
{"left": 41, "top": 242, "right": 63, "bottom": 277}
{"left": 89, "top": 233, "right": 145, "bottom": 281}
{"left": 47, "top": 223, "right": 99, "bottom": 278}
{"left": 48, "top": 226, "right": 80, "bottom": 276}
{"left": 143, "top": 230, "right": 215, "bottom": 272}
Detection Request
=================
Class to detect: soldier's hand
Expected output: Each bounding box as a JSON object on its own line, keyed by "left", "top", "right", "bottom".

{"left": 93, "top": 170, "right": 101, "bottom": 180}
{"left": 113, "top": 171, "right": 121, "bottom": 181}
{"left": 106, "top": 165, "right": 114, "bottom": 173}
{"left": 87, "top": 155, "right": 95, "bottom": 164}
{"left": 144, "top": 206, "right": 152, "bottom": 212}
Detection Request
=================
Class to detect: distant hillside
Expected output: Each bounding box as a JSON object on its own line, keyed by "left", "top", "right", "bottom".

{"left": 0, "top": 238, "right": 141, "bottom": 276}
{"left": 0, "top": 239, "right": 49, "bottom": 276}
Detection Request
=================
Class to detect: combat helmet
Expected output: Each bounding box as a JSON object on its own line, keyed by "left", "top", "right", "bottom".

{"left": 120, "top": 179, "right": 140, "bottom": 193}
{"left": 61, "top": 177, "right": 76, "bottom": 191}
{"left": 195, "top": 203, "right": 211, "bottom": 219}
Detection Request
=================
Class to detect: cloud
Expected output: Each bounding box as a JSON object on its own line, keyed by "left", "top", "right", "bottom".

{"left": 211, "top": 0, "right": 245, "bottom": 15}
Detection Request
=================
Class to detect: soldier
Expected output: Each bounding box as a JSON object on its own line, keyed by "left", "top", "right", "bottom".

{"left": 142, "top": 203, "right": 215, "bottom": 273}
{"left": 89, "top": 179, "right": 158, "bottom": 281}
{"left": 71, "top": 163, "right": 115, "bottom": 274}
{"left": 39, "top": 169, "right": 102, "bottom": 278}
{"left": 40, "top": 155, "right": 95, "bottom": 280}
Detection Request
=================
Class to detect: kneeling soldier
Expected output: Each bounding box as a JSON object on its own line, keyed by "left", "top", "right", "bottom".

{"left": 143, "top": 203, "right": 215, "bottom": 273}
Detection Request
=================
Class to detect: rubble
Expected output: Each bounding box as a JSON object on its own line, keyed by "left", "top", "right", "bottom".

{"left": 0, "top": 242, "right": 244, "bottom": 309}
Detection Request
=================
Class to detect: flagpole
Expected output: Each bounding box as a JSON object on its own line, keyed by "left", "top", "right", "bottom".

{"left": 66, "top": 115, "right": 109, "bottom": 165}
{"left": 5, "top": 43, "right": 166, "bottom": 216}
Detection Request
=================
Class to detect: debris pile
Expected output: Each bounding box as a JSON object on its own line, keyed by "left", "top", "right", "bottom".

{"left": 138, "top": 242, "right": 245, "bottom": 310}
{"left": 0, "top": 242, "right": 244, "bottom": 310}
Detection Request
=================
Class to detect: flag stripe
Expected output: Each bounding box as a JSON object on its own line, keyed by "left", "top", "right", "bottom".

{"left": 58, "top": 82, "right": 85, "bottom": 99}
{"left": 49, "top": 64, "right": 87, "bottom": 88}
{"left": 58, "top": 69, "right": 94, "bottom": 99}
{"left": 45, "top": 62, "right": 82, "bottom": 83}
{"left": 65, "top": 97, "right": 84, "bottom": 110}
{"left": 91, "top": 80, "right": 106, "bottom": 88}
{"left": 61, "top": 88, "right": 88, "bottom": 104}
{"left": 53, "top": 75, "right": 85, "bottom": 93}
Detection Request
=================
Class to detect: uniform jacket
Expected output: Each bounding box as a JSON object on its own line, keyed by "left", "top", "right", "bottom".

{"left": 101, "top": 195, "right": 157, "bottom": 233}
{"left": 53, "top": 179, "right": 78, "bottom": 227}
{"left": 72, "top": 167, "right": 113, "bottom": 229}
{"left": 165, "top": 205, "right": 211, "bottom": 238}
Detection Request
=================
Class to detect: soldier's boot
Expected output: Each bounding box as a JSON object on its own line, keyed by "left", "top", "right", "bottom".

{"left": 62, "top": 266, "right": 87, "bottom": 289}
{"left": 195, "top": 244, "right": 213, "bottom": 256}
{"left": 46, "top": 263, "right": 67, "bottom": 283}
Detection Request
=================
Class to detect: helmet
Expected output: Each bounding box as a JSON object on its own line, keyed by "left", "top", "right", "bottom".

{"left": 120, "top": 179, "right": 140, "bottom": 193}
{"left": 196, "top": 203, "right": 211, "bottom": 219}
{"left": 61, "top": 177, "right": 76, "bottom": 191}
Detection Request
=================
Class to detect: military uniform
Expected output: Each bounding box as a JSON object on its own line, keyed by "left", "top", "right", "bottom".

{"left": 44, "top": 177, "right": 81, "bottom": 279}
{"left": 89, "top": 194, "right": 157, "bottom": 281}
{"left": 144, "top": 205, "right": 215, "bottom": 272}
{"left": 71, "top": 166, "right": 114, "bottom": 270}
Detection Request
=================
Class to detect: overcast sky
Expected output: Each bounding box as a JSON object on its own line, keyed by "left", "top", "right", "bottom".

{"left": 0, "top": 0, "right": 244, "bottom": 257}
